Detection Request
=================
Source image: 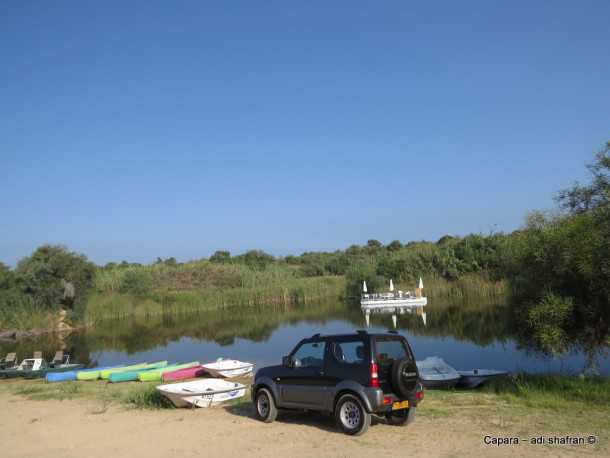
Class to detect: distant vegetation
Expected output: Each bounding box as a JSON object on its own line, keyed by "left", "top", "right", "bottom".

{"left": 0, "top": 142, "right": 608, "bottom": 360}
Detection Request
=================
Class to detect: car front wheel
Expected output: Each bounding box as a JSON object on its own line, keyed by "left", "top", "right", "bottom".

{"left": 335, "top": 394, "right": 371, "bottom": 435}
{"left": 254, "top": 388, "right": 278, "bottom": 423}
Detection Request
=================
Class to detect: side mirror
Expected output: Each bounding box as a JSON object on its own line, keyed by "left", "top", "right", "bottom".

{"left": 282, "top": 356, "right": 293, "bottom": 367}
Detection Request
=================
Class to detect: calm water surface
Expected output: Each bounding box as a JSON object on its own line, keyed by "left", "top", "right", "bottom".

{"left": 2, "top": 302, "right": 609, "bottom": 375}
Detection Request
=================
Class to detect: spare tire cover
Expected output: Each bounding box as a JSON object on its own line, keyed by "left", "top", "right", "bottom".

{"left": 391, "top": 358, "right": 418, "bottom": 398}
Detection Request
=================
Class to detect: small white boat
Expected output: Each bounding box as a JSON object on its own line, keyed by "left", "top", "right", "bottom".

{"left": 457, "top": 369, "right": 508, "bottom": 388}
{"left": 156, "top": 379, "right": 246, "bottom": 408}
{"left": 416, "top": 357, "right": 461, "bottom": 389}
{"left": 201, "top": 358, "right": 254, "bottom": 378}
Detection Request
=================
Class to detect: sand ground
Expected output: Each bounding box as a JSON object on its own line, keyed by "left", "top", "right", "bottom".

{"left": 0, "top": 391, "right": 606, "bottom": 458}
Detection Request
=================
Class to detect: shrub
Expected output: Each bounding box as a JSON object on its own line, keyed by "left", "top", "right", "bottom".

{"left": 119, "top": 270, "right": 153, "bottom": 296}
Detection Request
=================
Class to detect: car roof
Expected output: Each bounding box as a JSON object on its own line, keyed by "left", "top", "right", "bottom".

{"left": 307, "top": 331, "right": 404, "bottom": 340}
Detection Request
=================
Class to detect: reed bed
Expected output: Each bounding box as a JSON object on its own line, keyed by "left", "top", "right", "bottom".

{"left": 397, "top": 274, "right": 508, "bottom": 302}
{"left": 0, "top": 299, "right": 56, "bottom": 333}
{"left": 84, "top": 276, "right": 345, "bottom": 324}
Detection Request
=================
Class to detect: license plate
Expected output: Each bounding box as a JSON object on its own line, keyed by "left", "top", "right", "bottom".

{"left": 392, "top": 400, "right": 409, "bottom": 410}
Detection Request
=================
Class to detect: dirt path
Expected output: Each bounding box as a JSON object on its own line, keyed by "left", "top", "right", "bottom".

{"left": 0, "top": 392, "right": 604, "bottom": 458}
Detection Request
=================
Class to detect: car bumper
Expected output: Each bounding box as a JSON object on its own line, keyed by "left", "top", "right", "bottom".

{"left": 362, "top": 388, "right": 416, "bottom": 413}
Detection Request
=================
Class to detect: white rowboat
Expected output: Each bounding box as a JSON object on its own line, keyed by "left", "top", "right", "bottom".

{"left": 201, "top": 358, "right": 254, "bottom": 378}
{"left": 156, "top": 379, "right": 246, "bottom": 408}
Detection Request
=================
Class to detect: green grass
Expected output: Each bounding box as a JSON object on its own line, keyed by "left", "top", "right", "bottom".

{"left": 0, "top": 379, "right": 176, "bottom": 409}
{"left": 482, "top": 373, "right": 610, "bottom": 409}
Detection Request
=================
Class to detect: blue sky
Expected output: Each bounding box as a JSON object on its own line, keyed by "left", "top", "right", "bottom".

{"left": 1, "top": 1, "right": 609, "bottom": 266}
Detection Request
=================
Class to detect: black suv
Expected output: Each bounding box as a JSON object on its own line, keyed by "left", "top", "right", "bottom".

{"left": 252, "top": 330, "right": 423, "bottom": 435}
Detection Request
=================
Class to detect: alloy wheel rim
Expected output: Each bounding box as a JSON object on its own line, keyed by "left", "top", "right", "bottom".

{"left": 258, "top": 394, "right": 269, "bottom": 417}
{"left": 340, "top": 401, "right": 361, "bottom": 429}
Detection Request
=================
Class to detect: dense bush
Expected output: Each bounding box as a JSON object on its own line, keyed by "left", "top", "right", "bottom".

{"left": 14, "top": 245, "right": 95, "bottom": 310}
{"left": 119, "top": 269, "right": 153, "bottom": 296}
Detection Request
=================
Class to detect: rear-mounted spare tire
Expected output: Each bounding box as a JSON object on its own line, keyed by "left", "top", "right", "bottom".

{"left": 391, "top": 358, "right": 418, "bottom": 398}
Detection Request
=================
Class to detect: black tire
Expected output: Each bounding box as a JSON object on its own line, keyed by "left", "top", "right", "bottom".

{"left": 387, "top": 407, "right": 416, "bottom": 426}
{"left": 335, "top": 394, "right": 371, "bottom": 436}
{"left": 391, "top": 358, "right": 418, "bottom": 398}
{"left": 254, "top": 388, "right": 278, "bottom": 423}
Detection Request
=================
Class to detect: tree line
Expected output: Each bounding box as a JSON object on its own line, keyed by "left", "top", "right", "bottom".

{"left": 1, "top": 142, "right": 608, "bottom": 357}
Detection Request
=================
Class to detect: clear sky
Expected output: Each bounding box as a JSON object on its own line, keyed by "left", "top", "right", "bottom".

{"left": 1, "top": 1, "right": 609, "bottom": 266}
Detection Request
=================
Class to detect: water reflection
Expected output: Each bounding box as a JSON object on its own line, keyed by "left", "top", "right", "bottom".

{"left": 362, "top": 305, "right": 427, "bottom": 327}
{"left": 0, "top": 301, "right": 608, "bottom": 375}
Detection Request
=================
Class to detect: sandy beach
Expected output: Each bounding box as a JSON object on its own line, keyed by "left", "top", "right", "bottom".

{"left": 0, "top": 389, "right": 606, "bottom": 458}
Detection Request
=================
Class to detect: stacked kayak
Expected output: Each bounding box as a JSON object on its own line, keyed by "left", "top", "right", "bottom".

{"left": 161, "top": 359, "right": 255, "bottom": 382}
{"left": 77, "top": 362, "right": 160, "bottom": 381}
{"left": 109, "top": 362, "right": 197, "bottom": 383}
{"left": 162, "top": 365, "right": 207, "bottom": 382}
{"left": 46, "top": 365, "right": 123, "bottom": 383}
{"left": 139, "top": 362, "right": 200, "bottom": 382}
{"left": 106, "top": 361, "right": 170, "bottom": 383}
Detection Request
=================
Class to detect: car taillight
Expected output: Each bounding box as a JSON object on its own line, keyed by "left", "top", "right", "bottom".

{"left": 416, "top": 383, "right": 424, "bottom": 401}
{"left": 370, "top": 362, "right": 379, "bottom": 388}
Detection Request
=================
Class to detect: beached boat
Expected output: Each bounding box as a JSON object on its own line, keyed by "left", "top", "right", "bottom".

{"left": 0, "top": 358, "right": 84, "bottom": 379}
{"left": 138, "top": 362, "right": 200, "bottom": 382}
{"left": 456, "top": 369, "right": 508, "bottom": 388}
{"left": 107, "top": 361, "right": 175, "bottom": 383}
{"left": 99, "top": 362, "right": 165, "bottom": 380}
{"left": 156, "top": 379, "right": 247, "bottom": 408}
{"left": 162, "top": 365, "right": 207, "bottom": 382}
{"left": 201, "top": 359, "right": 254, "bottom": 378}
{"left": 416, "top": 357, "right": 461, "bottom": 389}
{"left": 78, "top": 362, "right": 145, "bottom": 381}
{"left": 46, "top": 365, "right": 124, "bottom": 383}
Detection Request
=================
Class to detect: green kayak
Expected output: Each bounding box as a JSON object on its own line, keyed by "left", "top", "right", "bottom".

{"left": 108, "top": 362, "right": 198, "bottom": 383}
{"left": 100, "top": 362, "right": 168, "bottom": 380}
{"left": 76, "top": 362, "right": 167, "bottom": 381}
{"left": 138, "top": 362, "right": 199, "bottom": 382}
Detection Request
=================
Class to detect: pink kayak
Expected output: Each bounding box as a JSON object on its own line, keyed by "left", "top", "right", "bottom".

{"left": 162, "top": 365, "right": 207, "bottom": 382}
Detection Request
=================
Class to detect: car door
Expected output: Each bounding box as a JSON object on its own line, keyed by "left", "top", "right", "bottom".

{"left": 277, "top": 339, "right": 328, "bottom": 408}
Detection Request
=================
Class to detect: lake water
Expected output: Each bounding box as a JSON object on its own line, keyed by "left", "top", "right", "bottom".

{"left": 2, "top": 301, "right": 609, "bottom": 375}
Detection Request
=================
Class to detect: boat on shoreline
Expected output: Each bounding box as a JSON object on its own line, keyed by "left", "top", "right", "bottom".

{"left": 457, "top": 369, "right": 508, "bottom": 388}
{"left": 0, "top": 357, "right": 84, "bottom": 379}
{"left": 201, "top": 359, "right": 254, "bottom": 378}
{"left": 156, "top": 379, "right": 246, "bottom": 408}
{"left": 416, "top": 357, "right": 461, "bottom": 389}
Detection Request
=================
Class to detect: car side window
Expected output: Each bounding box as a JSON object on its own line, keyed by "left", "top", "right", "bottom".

{"left": 332, "top": 340, "right": 366, "bottom": 366}
{"left": 293, "top": 341, "right": 326, "bottom": 368}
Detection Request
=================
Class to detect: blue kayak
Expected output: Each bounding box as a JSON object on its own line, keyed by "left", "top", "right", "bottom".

{"left": 46, "top": 365, "right": 124, "bottom": 383}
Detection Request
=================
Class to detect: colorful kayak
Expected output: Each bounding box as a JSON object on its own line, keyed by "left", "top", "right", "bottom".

{"left": 99, "top": 362, "right": 158, "bottom": 380}
{"left": 162, "top": 365, "right": 207, "bottom": 382}
{"left": 77, "top": 362, "right": 158, "bottom": 381}
{"left": 108, "top": 361, "right": 173, "bottom": 383}
{"left": 46, "top": 365, "right": 122, "bottom": 383}
{"left": 138, "top": 362, "right": 199, "bottom": 382}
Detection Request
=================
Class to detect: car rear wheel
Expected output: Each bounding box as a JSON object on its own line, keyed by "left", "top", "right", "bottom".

{"left": 255, "top": 388, "right": 277, "bottom": 423}
{"left": 335, "top": 394, "right": 371, "bottom": 435}
{"left": 386, "top": 407, "right": 416, "bottom": 426}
